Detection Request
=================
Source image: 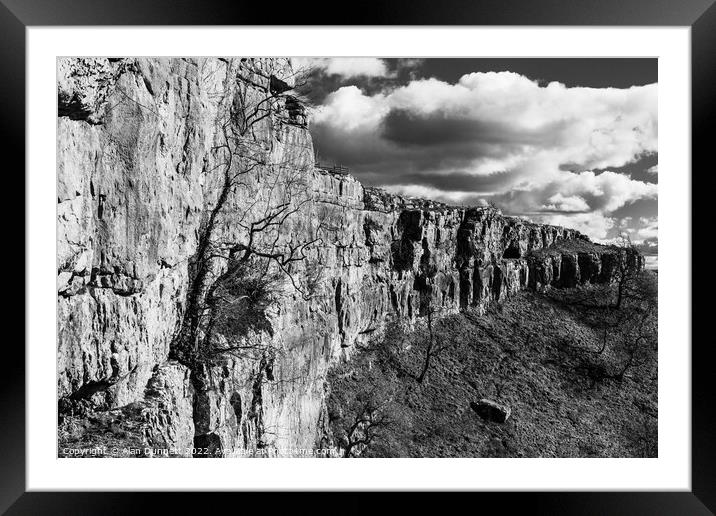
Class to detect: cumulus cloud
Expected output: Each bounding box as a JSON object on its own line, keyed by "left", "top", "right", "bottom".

{"left": 631, "top": 217, "right": 658, "bottom": 242}
{"left": 483, "top": 170, "right": 657, "bottom": 217}
{"left": 309, "top": 85, "right": 388, "bottom": 130}
{"left": 308, "top": 69, "right": 657, "bottom": 241}
{"left": 535, "top": 212, "right": 618, "bottom": 241}
{"left": 385, "top": 184, "right": 464, "bottom": 201}
{"left": 485, "top": 171, "right": 657, "bottom": 240}
{"left": 313, "top": 72, "right": 656, "bottom": 177}
{"left": 542, "top": 193, "right": 590, "bottom": 213}
{"left": 292, "top": 57, "right": 392, "bottom": 79}
{"left": 559, "top": 171, "right": 657, "bottom": 212}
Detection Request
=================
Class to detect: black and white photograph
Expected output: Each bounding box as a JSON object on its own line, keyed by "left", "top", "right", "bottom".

{"left": 56, "top": 56, "right": 659, "bottom": 459}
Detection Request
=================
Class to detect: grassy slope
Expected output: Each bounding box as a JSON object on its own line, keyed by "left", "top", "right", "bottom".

{"left": 328, "top": 289, "right": 658, "bottom": 458}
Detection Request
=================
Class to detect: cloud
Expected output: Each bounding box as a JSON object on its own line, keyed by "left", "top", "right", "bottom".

{"left": 488, "top": 170, "right": 657, "bottom": 215}
{"left": 383, "top": 184, "right": 475, "bottom": 203}
{"left": 598, "top": 216, "right": 658, "bottom": 245}
{"left": 313, "top": 73, "right": 656, "bottom": 178}
{"left": 542, "top": 193, "right": 590, "bottom": 213}
{"left": 486, "top": 170, "right": 657, "bottom": 241}
{"left": 545, "top": 170, "right": 657, "bottom": 213}
{"left": 539, "top": 213, "right": 658, "bottom": 243}
{"left": 394, "top": 58, "right": 425, "bottom": 79}
{"left": 646, "top": 164, "right": 658, "bottom": 174}
{"left": 309, "top": 69, "right": 657, "bottom": 241}
{"left": 631, "top": 217, "right": 658, "bottom": 242}
{"left": 309, "top": 85, "right": 388, "bottom": 131}
{"left": 292, "top": 58, "right": 392, "bottom": 79}
{"left": 533, "top": 212, "right": 617, "bottom": 241}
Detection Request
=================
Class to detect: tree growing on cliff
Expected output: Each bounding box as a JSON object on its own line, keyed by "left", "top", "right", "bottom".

{"left": 171, "top": 59, "right": 324, "bottom": 368}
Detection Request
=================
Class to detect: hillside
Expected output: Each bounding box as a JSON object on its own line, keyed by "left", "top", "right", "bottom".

{"left": 327, "top": 281, "right": 658, "bottom": 458}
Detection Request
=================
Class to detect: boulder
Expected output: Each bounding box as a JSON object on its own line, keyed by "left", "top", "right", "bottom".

{"left": 470, "top": 399, "right": 511, "bottom": 423}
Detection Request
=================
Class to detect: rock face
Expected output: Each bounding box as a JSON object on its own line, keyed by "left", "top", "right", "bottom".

{"left": 57, "top": 57, "right": 641, "bottom": 457}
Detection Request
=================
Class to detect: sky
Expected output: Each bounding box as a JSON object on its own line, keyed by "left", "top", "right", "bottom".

{"left": 292, "top": 58, "right": 658, "bottom": 245}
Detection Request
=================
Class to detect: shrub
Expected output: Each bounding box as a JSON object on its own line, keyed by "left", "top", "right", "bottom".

{"left": 201, "top": 257, "right": 283, "bottom": 362}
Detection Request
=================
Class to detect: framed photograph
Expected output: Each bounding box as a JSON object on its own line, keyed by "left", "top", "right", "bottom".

{"left": 7, "top": 0, "right": 713, "bottom": 512}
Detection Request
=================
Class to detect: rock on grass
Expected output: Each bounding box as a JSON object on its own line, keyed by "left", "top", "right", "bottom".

{"left": 470, "top": 399, "right": 511, "bottom": 423}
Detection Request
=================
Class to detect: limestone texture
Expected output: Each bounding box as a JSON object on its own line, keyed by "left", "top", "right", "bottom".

{"left": 57, "top": 57, "right": 642, "bottom": 457}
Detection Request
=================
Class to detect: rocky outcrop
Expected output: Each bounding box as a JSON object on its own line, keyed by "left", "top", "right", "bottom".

{"left": 526, "top": 239, "right": 644, "bottom": 291}
{"left": 57, "top": 57, "right": 641, "bottom": 457}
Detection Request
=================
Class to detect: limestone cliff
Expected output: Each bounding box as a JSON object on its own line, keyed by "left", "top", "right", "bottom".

{"left": 57, "top": 57, "right": 641, "bottom": 457}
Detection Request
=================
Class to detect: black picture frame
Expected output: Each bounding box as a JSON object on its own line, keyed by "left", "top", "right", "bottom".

{"left": 4, "top": 0, "right": 712, "bottom": 513}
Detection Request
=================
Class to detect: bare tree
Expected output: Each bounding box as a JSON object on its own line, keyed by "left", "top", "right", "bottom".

{"left": 171, "top": 58, "right": 323, "bottom": 368}
{"left": 340, "top": 397, "right": 393, "bottom": 458}
{"left": 543, "top": 234, "right": 656, "bottom": 387}
{"left": 414, "top": 306, "right": 450, "bottom": 384}
{"left": 607, "top": 271, "right": 658, "bottom": 380}
{"left": 327, "top": 365, "right": 403, "bottom": 458}
{"left": 580, "top": 262, "right": 656, "bottom": 385}
{"left": 610, "top": 234, "right": 644, "bottom": 310}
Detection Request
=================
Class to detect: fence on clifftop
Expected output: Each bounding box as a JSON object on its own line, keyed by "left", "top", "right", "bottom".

{"left": 315, "top": 162, "right": 350, "bottom": 175}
